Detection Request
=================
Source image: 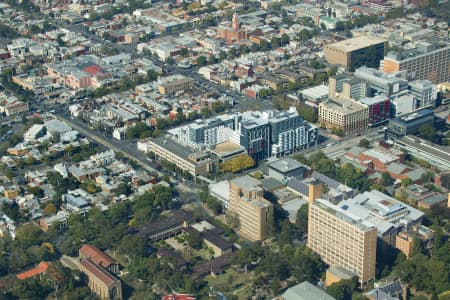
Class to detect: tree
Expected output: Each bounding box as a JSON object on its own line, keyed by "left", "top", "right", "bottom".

{"left": 146, "top": 70, "right": 158, "bottom": 82}
{"left": 180, "top": 47, "right": 188, "bottom": 57}
{"left": 327, "top": 279, "right": 357, "bottom": 300}
{"left": 114, "top": 182, "right": 131, "bottom": 197}
{"left": 118, "top": 235, "right": 146, "bottom": 259}
{"left": 43, "top": 203, "right": 57, "bottom": 216}
{"left": 259, "top": 88, "right": 271, "bottom": 98}
{"left": 358, "top": 138, "right": 370, "bottom": 148}
{"left": 16, "top": 223, "right": 43, "bottom": 249}
{"left": 260, "top": 39, "right": 270, "bottom": 52}
{"left": 412, "top": 234, "right": 423, "bottom": 256}
{"left": 219, "top": 51, "right": 227, "bottom": 61}
{"left": 298, "top": 29, "right": 312, "bottom": 41}
{"left": 381, "top": 173, "right": 394, "bottom": 186}
{"left": 187, "top": 230, "right": 203, "bottom": 249}
{"left": 418, "top": 124, "right": 439, "bottom": 143}
{"left": 239, "top": 44, "right": 249, "bottom": 55}
{"left": 295, "top": 204, "right": 309, "bottom": 237}
{"left": 331, "top": 127, "right": 344, "bottom": 137}
{"left": 196, "top": 55, "right": 207, "bottom": 66}
{"left": 281, "top": 33, "right": 290, "bottom": 46}
{"left": 271, "top": 36, "right": 281, "bottom": 49}
{"left": 401, "top": 178, "right": 413, "bottom": 187}
{"left": 251, "top": 43, "right": 260, "bottom": 52}
{"left": 208, "top": 55, "right": 217, "bottom": 65}
{"left": 220, "top": 154, "right": 255, "bottom": 173}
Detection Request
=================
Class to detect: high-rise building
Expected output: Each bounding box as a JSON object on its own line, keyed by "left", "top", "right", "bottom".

{"left": 354, "top": 66, "right": 408, "bottom": 97}
{"left": 325, "top": 36, "right": 387, "bottom": 71}
{"left": 408, "top": 80, "right": 437, "bottom": 110}
{"left": 238, "top": 114, "right": 271, "bottom": 161}
{"left": 229, "top": 176, "right": 273, "bottom": 241}
{"left": 359, "top": 95, "right": 391, "bottom": 127}
{"left": 268, "top": 107, "right": 318, "bottom": 157}
{"left": 169, "top": 115, "right": 237, "bottom": 149}
{"left": 328, "top": 74, "right": 368, "bottom": 100}
{"left": 380, "top": 42, "right": 450, "bottom": 84}
{"left": 308, "top": 198, "right": 377, "bottom": 284}
{"left": 167, "top": 108, "right": 318, "bottom": 161}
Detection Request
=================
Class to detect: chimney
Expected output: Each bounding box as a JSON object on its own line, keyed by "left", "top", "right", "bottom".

{"left": 308, "top": 181, "right": 323, "bottom": 204}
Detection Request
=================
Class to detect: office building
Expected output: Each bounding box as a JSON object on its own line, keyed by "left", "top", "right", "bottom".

{"left": 408, "top": 80, "right": 437, "bottom": 109}
{"left": 319, "top": 97, "right": 369, "bottom": 135}
{"left": 354, "top": 66, "right": 408, "bottom": 97}
{"left": 359, "top": 95, "right": 391, "bottom": 127}
{"left": 329, "top": 74, "right": 368, "bottom": 100}
{"left": 387, "top": 108, "right": 434, "bottom": 138}
{"left": 325, "top": 35, "right": 387, "bottom": 71}
{"left": 229, "top": 176, "right": 273, "bottom": 241}
{"left": 308, "top": 198, "right": 377, "bottom": 284}
{"left": 209, "top": 181, "right": 230, "bottom": 210}
{"left": 137, "top": 138, "right": 219, "bottom": 177}
{"left": 380, "top": 42, "right": 450, "bottom": 84}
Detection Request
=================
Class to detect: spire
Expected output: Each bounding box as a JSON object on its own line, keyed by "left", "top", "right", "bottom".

{"left": 232, "top": 13, "right": 239, "bottom": 31}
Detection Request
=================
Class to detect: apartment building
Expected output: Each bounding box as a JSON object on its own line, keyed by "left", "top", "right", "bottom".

{"left": 229, "top": 176, "right": 273, "bottom": 241}
{"left": 157, "top": 74, "right": 195, "bottom": 95}
{"left": 325, "top": 36, "right": 387, "bottom": 71}
{"left": 318, "top": 97, "right": 369, "bottom": 135}
{"left": 268, "top": 107, "right": 318, "bottom": 156}
{"left": 168, "top": 108, "right": 317, "bottom": 160}
{"left": 380, "top": 42, "right": 450, "bottom": 84}
{"left": 308, "top": 198, "right": 377, "bottom": 285}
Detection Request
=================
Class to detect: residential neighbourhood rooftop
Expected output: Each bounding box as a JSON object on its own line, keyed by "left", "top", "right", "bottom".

{"left": 0, "top": 1, "right": 448, "bottom": 298}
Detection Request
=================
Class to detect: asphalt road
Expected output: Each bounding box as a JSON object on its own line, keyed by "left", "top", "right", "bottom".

{"left": 56, "top": 114, "right": 161, "bottom": 174}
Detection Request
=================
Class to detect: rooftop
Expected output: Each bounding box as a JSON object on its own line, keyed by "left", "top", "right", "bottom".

{"left": 339, "top": 190, "right": 424, "bottom": 235}
{"left": 314, "top": 198, "right": 375, "bottom": 232}
{"left": 137, "top": 210, "right": 194, "bottom": 238}
{"left": 151, "top": 137, "right": 197, "bottom": 160}
{"left": 79, "top": 244, "right": 115, "bottom": 269}
{"left": 326, "top": 35, "right": 386, "bottom": 53}
{"left": 396, "top": 136, "right": 450, "bottom": 170}
{"left": 282, "top": 281, "right": 336, "bottom": 300}
{"left": 210, "top": 141, "right": 245, "bottom": 157}
{"left": 231, "top": 175, "right": 261, "bottom": 191}
{"left": 80, "top": 259, "right": 117, "bottom": 287}
{"left": 268, "top": 157, "right": 309, "bottom": 174}
{"left": 321, "top": 97, "right": 368, "bottom": 114}
{"left": 16, "top": 262, "right": 50, "bottom": 280}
